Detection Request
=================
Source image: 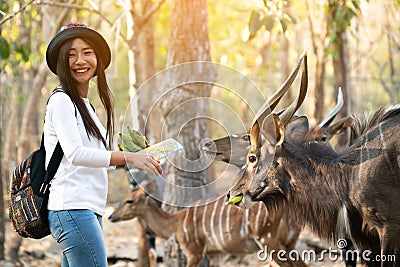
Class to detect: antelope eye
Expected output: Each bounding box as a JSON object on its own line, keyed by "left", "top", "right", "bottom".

{"left": 126, "top": 200, "right": 134, "bottom": 204}
{"left": 248, "top": 155, "right": 256, "bottom": 163}
{"left": 242, "top": 134, "right": 250, "bottom": 141}
{"left": 320, "top": 135, "right": 327, "bottom": 142}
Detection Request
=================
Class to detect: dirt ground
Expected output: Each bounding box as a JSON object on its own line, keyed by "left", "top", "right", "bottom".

{"left": 2, "top": 212, "right": 348, "bottom": 267}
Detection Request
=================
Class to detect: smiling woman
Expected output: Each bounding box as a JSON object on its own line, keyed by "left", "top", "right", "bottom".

{"left": 43, "top": 23, "right": 162, "bottom": 267}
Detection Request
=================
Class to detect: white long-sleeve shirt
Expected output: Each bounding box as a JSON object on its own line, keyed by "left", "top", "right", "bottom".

{"left": 43, "top": 91, "right": 112, "bottom": 216}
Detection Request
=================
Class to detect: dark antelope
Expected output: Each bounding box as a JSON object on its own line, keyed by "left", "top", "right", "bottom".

{"left": 207, "top": 88, "right": 361, "bottom": 267}
{"left": 227, "top": 82, "right": 400, "bottom": 265}
{"left": 108, "top": 180, "right": 307, "bottom": 267}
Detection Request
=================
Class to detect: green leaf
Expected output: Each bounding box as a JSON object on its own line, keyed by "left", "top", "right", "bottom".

{"left": 285, "top": 14, "right": 297, "bottom": 25}
{"left": 0, "top": 36, "right": 10, "bottom": 59}
{"left": 0, "top": 0, "right": 10, "bottom": 13}
{"left": 264, "top": 14, "right": 275, "bottom": 32}
{"left": 15, "top": 43, "right": 30, "bottom": 62}
{"left": 248, "top": 10, "right": 265, "bottom": 36}
{"left": 351, "top": 0, "right": 360, "bottom": 11}
{"left": 280, "top": 18, "right": 288, "bottom": 33}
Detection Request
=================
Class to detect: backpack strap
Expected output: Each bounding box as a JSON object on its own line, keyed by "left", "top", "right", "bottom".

{"left": 39, "top": 86, "right": 73, "bottom": 194}
{"left": 50, "top": 86, "right": 95, "bottom": 113}
{"left": 49, "top": 86, "right": 78, "bottom": 116}
{"left": 39, "top": 134, "right": 63, "bottom": 194}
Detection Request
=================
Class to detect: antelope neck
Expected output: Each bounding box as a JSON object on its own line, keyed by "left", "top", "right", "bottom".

{"left": 140, "top": 198, "right": 179, "bottom": 240}
{"left": 281, "top": 145, "right": 351, "bottom": 241}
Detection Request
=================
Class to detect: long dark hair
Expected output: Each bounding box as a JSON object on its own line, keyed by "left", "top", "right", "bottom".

{"left": 56, "top": 38, "right": 115, "bottom": 149}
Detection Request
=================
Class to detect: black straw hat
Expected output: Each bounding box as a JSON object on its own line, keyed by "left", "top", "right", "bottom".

{"left": 46, "top": 23, "right": 111, "bottom": 75}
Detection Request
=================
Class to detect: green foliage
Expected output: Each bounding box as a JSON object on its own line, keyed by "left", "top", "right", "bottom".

{"left": 0, "top": 0, "right": 397, "bottom": 135}
{"left": 246, "top": 0, "right": 297, "bottom": 41}
{"left": 0, "top": 34, "right": 10, "bottom": 59}
{"left": 249, "top": 10, "right": 265, "bottom": 38}
{"left": 0, "top": 0, "right": 9, "bottom": 14}
{"left": 0, "top": 1, "right": 10, "bottom": 60}
{"left": 15, "top": 42, "right": 31, "bottom": 62}
{"left": 325, "top": 0, "right": 366, "bottom": 57}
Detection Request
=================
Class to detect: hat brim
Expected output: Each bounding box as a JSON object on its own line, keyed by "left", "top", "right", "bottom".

{"left": 46, "top": 27, "right": 111, "bottom": 75}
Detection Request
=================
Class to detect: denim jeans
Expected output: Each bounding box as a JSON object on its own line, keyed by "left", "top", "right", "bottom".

{"left": 48, "top": 210, "right": 107, "bottom": 267}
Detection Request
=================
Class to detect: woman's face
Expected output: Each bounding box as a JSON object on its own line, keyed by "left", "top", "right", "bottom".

{"left": 68, "top": 38, "right": 97, "bottom": 88}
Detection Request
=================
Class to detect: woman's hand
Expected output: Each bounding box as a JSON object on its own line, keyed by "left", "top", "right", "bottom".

{"left": 124, "top": 152, "right": 163, "bottom": 176}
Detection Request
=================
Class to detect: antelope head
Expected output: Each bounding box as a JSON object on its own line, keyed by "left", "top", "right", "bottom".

{"left": 202, "top": 132, "right": 251, "bottom": 167}
{"left": 108, "top": 180, "right": 157, "bottom": 222}
{"left": 227, "top": 51, "right": 308, "bottom": 209}
{"left": 306, "top": 87, "right": 352, "bottom": 145}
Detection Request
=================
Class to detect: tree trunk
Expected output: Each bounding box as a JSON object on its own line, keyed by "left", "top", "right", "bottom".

{"left": 332, "top": 31, "right": 350, "bottom": 146}
{"left": 161, "top": 0, "right": 214, "bottom": 266}
{"left": 124, "top": 3, "right": 152, "bottom": 266}
{"left": 124, "top": 1, "right": 166, "bottom": 265}
{"left": 314, "top": 56, "right": 327, "bottom": 122}
{"left": 305, "top": 0, "right": 327, "bottom": 123}
{"left": 137, "top": 0, "right": 162, "bottom": 143}
{"left": 278, "top": 1, "right": 292, "bottom": 109}
{"left": 279, "top": 34, "right": 293, "bottom": 108}
{"left": 1, "top": 92, "right": 18, "bottom": 260}
{"left": 0, "top": 130, "right": 4, "bottom": 260}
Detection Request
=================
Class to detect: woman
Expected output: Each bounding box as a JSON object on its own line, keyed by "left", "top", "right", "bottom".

{"left": 44, "top": 23, "right": 162, "bottom": 267}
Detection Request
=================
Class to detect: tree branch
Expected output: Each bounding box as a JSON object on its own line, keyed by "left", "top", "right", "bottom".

{"left": 0, "top": 0, "right": 36, "bottom": 25}
{"left": 38, "top": 0, "right": 130, "bottom": 46}
{"left": 140, "top": 0, "right": 166, "bottom": 28}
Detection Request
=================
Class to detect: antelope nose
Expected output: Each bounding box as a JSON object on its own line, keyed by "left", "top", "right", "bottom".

{"left": 203, "top": 139, "right": 212, "bottom": 147}
{"left": 108, "top": 214, "right": 117, "bottom": 222}
{"left": 201, "top": 139, "right": 215, "bottom": 151}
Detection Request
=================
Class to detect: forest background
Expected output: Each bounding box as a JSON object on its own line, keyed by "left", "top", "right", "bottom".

{"left": 0, "top": 0, "right": 399, "bottom": 266}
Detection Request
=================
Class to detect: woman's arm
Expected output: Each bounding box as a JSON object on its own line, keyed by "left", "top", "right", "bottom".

{"left": 110, "top": 151, "right": 162, "bottom": 176}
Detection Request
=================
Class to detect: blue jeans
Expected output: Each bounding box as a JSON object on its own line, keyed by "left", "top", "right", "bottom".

{"left": 48, "top": 210, "right": 107, "bottom": 267}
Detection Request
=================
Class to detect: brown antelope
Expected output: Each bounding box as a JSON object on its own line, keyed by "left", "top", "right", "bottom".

{"left": 108, "top": 180, "right": 307, "bottom": 267}
{"left": 226, "top": 70, "right": 400, "bottom": 265}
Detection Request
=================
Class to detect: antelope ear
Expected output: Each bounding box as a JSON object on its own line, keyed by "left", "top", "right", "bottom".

{"left": 285, "top": 116, "right": 309, "bottom": 145}
{"left": 249, "top": 120, "right": 261, "bottom": 148}
{"left": 143, "top": 179, "right": 157, "bottom": 194}
{"left": 328, "top": 116, "right": 353, "bottom": 135}
{"left": 261, "top": 113, "right": 285, "bottom": 146}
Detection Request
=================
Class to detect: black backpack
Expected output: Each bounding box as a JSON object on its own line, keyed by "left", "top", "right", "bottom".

{"left": 9, "top": 137, "right": 63, "bottom": 239}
